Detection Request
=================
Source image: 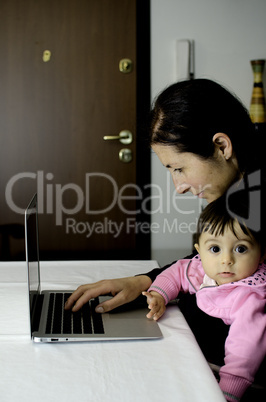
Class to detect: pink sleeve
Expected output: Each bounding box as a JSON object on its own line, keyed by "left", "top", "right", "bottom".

{"left": 148, "top": 260, "right": 194, "bottom": 304}
{"left": 219, "top": 289, "right": 266, "bottom": 401}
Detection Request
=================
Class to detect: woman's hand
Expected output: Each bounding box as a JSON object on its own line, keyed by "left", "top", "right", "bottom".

{"left": 142, "top": 291, "right": 166, "bottom": 320}
{"left": 64, "top": 275, "right": 152, "bottom": 313}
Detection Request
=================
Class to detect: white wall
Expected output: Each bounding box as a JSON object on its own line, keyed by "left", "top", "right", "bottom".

{"left": 150, "top": 0, "right": 266, "bottom": 266}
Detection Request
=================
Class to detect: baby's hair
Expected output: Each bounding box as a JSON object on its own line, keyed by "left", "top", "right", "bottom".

{"left": 196, "top": 194, "right": 264, "bottom": 253}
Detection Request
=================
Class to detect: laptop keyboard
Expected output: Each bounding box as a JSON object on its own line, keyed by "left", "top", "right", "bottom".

{"left": 45, "top": 293, "right": 105, "bottom": 335}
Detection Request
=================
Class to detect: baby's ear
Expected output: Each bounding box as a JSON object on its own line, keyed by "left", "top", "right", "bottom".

{"left": 194, "top": 243, "right": 200, "bottom": 253}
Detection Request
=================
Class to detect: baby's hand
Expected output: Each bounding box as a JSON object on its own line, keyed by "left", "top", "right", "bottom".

{"left": 142, "top": 291, "right": 166, "bottom": 321}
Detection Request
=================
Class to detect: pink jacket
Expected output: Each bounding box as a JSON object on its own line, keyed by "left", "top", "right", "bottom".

{"left": 149, "top": 255, "right": 266, "bottom": 402}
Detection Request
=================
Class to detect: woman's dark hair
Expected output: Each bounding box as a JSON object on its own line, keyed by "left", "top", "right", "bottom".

{"left": 149, "top": 79, "right": 261, "bottom": 174}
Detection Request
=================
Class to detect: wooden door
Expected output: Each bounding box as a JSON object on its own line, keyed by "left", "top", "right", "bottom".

{"left": 0, "top": 0, "right": 151, "bottom": 260}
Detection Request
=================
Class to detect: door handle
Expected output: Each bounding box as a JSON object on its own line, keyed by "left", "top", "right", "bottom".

{"left": 103, "top": 130, "right": 133, "bottom": 145}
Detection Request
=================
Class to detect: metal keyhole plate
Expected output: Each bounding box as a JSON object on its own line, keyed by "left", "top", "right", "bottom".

{"left": 119, "top": 148, "right": 132, "bottom": 163}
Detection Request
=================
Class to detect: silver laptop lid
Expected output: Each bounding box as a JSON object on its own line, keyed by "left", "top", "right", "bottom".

{"left": 24, "top": 193, "right": 40, "bottom": 336}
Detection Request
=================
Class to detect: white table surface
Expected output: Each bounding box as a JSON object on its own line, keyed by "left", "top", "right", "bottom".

{"left": 0, "top": 260, "right": 225, "bottom": 402}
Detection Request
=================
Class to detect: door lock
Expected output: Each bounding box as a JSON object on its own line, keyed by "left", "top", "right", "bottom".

{"left": 43, "top": 50, "right": 51, "bottom": 62}
{"left": 119, "top": 58, "right": 133, "bottom": 73}
{"left": 119, "top": 148, "right": 132, "bottom": 163}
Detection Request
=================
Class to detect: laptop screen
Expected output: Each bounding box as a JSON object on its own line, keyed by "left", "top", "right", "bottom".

{"left": 25, "top": 194, "right": 40, "bottom": 316}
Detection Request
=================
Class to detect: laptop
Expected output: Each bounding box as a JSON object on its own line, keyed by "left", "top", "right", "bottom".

{"left": 25, "top": 193, "right": 163, "bottom": 343}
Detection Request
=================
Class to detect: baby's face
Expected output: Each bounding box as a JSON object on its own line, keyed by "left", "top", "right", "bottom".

{"left": 194, "top": 222, "right": 262, "bottom": 285}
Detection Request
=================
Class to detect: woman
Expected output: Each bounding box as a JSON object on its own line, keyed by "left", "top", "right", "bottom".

{"left": 65, "top": 79, "right": 264, "bottom": 314}
{"left": 65, "top": 79, "right": 266, "bottom": 399}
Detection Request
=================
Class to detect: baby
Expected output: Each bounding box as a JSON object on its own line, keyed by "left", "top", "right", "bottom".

{"left": 143, "top": 195, "right": 266, "bottom": 402}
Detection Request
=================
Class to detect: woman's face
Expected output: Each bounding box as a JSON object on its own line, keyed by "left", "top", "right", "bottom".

{"left": 152, "top": 143, "right": 239, "bottom": 203}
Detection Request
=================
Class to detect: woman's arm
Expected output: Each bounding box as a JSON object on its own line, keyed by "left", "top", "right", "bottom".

{"left": 65, "top": 275, "right": 152, "bottom": 312}
{"left": 65, "top": 252, "right": 197, "bottom": 313}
